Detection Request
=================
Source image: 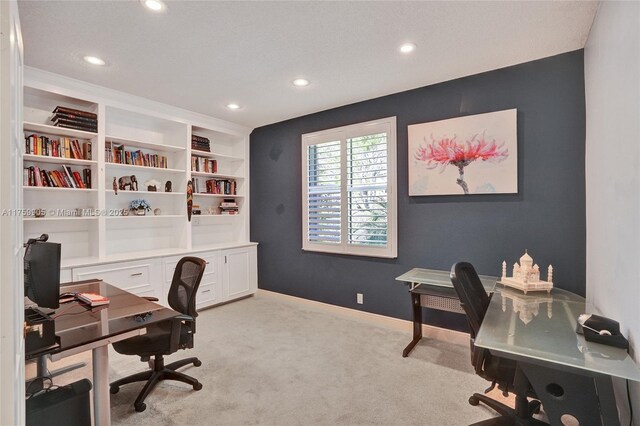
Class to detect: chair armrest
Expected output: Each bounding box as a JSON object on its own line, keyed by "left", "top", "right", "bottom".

{"left": 142, "top": 296, "right": 159, "bottom": 302}
{"left": 168, "top": 314, "right": 196, "bottom": 352}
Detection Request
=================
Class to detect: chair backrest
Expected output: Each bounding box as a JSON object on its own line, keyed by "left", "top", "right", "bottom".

{"left": 167, "top": 257, "right": 207, "bottom": 317}
{"left": 450, "top": 262, "right": 490, "bottom": 339}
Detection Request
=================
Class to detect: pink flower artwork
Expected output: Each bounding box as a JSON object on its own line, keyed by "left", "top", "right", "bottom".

{"left": 414, "top": 134, "right": 509, "bottom": 194}
{"left": 408, "top": 109, "right": 517, "bottom": 196}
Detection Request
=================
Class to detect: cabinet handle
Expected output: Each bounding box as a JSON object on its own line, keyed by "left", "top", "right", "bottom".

{"left": 224, "top": 256, "right": 227, "bottom": 264}
{"left": 130, "top": 272, "right": 143, "bottom": 277}
{"left": 202, "top": 289, "right": 211, "bottom": 293}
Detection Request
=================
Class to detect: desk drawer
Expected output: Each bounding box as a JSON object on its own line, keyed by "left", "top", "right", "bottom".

{"left": 197, "top": 283, "right": 216, "bottom": 305}
{"left": 72, "top": 260, "right": 160, "bottom": 297}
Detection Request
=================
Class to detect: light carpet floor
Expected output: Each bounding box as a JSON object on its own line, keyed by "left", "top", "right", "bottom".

{"left": 30, "top": 293, "right": 511, "bottom": 425}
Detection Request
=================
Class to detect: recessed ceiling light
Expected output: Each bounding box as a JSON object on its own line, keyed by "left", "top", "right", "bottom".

{"left": 399, "top": 43, "right": 417, "bottom": 54}
{"left": 226, "top": 103, "right": 240, "bottom": 110}
{"left": 83, "top": 56, "right": 105, "bottom": 66}
{"left": 292, "top": 78, "right": 310, "bottom": 87}
{"left": 142, "top": 0, "right": 166, "bottom": 12}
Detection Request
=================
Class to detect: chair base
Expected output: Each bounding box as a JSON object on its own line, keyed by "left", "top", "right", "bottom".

{"left": 469, "top": 393, "right": 547, "bottom": 426}
{"left": 110, "top": 354, "right": 202, "bottom": 412}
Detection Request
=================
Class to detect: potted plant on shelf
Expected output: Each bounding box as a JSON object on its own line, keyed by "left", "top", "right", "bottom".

{"left": 129, "top": 199, "right": 151, "bottom": 216}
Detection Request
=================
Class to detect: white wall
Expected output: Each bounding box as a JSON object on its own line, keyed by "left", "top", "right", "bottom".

{"left": 585, "top": 1, "right": 640, "bottom": 422}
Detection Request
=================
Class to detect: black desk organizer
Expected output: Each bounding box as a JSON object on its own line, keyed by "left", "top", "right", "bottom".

{"left": 576, "top": 314, "right": 629, "bottom": 350}
{"left": 24, "top": 308, "right": 57, "bottom": 355}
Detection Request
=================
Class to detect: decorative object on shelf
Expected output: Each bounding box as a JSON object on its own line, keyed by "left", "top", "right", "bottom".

{"left": 153, "top": 208, "right": 161, "bottom": 216}
{"left": 34, "top": 208, "right": 46, "bottom": 218}
{"left": 192, "top": 204, "right": 201, "bottom": 215}
{"left": 408, "top": 109, "right": 517, "bottom": 196}
{"left": 499, "top": 250, "right": 553, "bottom": 294}
{"left": 118, "top": 175, "right": 138, "bottom": 191}
{"left": 187, "top": 180, "right": 193, "bottom": 221}
{"left": 165, "top": 180, "right": 172, "bottom": 192}
{"left": 207, "top": 206, "right": 217, "bottom": 215}
{"left": 112, "top": 177, "right": 118, "bottom": 195}
{"left": 144, "top": 179, "right": 162, "bottom": 192}
{"left": 129, "top": 199, "right": 151, "bottom": 216}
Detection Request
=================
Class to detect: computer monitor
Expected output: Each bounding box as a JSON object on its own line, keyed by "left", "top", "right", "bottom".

{"left": 24, "top": 234, "right": 61, "bottom": 310}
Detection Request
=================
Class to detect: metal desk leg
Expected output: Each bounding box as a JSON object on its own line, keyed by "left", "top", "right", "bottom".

{"left": 403, "top": 292, "right": 422, "bottom": 357}
{"left": 92, "top": 345, "right": 110, "bottom": 426}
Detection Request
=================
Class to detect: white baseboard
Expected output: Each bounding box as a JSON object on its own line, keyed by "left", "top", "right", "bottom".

{"left": 256, "top": 289, "right": 469, "bottom": 347}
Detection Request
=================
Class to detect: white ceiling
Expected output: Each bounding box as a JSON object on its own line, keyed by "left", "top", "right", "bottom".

{"left": 18, "top": 1, "right": 598, "bottom": 129}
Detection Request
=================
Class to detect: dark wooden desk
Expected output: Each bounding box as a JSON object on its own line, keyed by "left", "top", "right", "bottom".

{"left": 396, "top": 268, "right": 497, "bottom": 357}
{"left": 26, "top": 280, "right": 178, "bottom": 425}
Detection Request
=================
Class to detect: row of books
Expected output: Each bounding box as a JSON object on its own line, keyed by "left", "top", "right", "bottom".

{"left": 51, "top": 106, "right": 97, "bottom": 133}
{"left": 191, "top": 157, "right": 217, "bottom": 174}
{"left": 24, "top": 165, "right": 92, "bottom": 189}
{"left": 219, "top": 198, "right": 239, "bottom": 215}
{"left": 193, "top": 178, "right": 237, "bottom": 195}
{"left": 192, "top": 134, "right": 210, "bottom": 152}
{"left": 25, "top": 134, "right": 92, "bottom": 160}
{"left": 105, "top": 144, "right": 168, "bottom": 168}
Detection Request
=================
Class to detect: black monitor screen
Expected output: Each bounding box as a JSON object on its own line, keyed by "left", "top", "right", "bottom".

{"left": 24, "top": 237, "right": 61, "bottom": 310}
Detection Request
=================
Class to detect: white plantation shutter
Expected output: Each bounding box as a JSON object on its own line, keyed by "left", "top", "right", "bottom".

{"left": 302, "top": 118, "right": 397, "bottom": 258}
{"left": 347, "top": 133, "right": 388, "bottom": 246}
{"left": 307, "top": 140, "right": 341, "bottom": 244}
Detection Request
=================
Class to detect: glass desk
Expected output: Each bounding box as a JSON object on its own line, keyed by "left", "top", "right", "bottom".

{"left": 396, "top": 268, "right": 497, "bottom": 356}
{"left": 26, "top": 280, "right": 178, "bottom": 426}
{"left": 476, "top": 286, "right": 640, "bottom": 424}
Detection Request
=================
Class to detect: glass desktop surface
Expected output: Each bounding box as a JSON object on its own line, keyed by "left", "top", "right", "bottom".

{"left": 475, "top": 286, "right": 640, "bottom": 381}
{"left": 396, "top": 268, "right": 497, "bottom": 293}
{"left": 26, "top": 280, "right": 178, "bottom": 360}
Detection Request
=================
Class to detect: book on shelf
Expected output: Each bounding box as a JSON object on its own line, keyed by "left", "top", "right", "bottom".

{"left": 25, "top": 134, "right": 92, "bottom": 160}
{"left": 76, "top": 292, "right": 109, "bottom": 307}
{"left": 51, "top": 117, "right": 97, "bottom": 132}
{"left": 52, "top": 112, "right": 98, "bottom": 124}
{"left": 105, "top": 143, "right": 168, "bottom": 168}
{"left": 192, "top": 178, "right": 236, "bottom": 195}
{"left": 191, "top": 156, "right": 217, "bottom": 173}
{"left": 24, "top": 165, "right": 92, "bottom": 189}
{"left": 191, "top": 134, "right": 210, "bottom": 152}
{"left": 52, "top": 106, "right": 97, "bottom": 120}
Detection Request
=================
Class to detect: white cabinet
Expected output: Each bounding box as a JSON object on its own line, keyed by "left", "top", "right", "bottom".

{"left": 60, "top": 268, "right": 72, "bottom": 283}
{"left": 222, "top": 246, "right": 257, "bottom": 300}
{"left": 72, "top": 258, "right": 162, "bottom": 299}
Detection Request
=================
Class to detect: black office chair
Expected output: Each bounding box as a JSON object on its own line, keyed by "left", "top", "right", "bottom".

{"left": 110, "top": 256, "right": 207, "bottom": 412}
{"left": 450, "top": 262, "right": 545, "bottom": 425}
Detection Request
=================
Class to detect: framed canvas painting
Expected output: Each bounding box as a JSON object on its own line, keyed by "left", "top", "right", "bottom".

{"left": 408, "top": 109, "right": 517, "bottom": 196}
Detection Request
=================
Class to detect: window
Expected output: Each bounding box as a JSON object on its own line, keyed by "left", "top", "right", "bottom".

{"left": 302, "top": 117, "right": 397, "bottom": 258}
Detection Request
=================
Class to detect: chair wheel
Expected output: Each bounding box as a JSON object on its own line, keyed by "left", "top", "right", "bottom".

{"left": 110, "top": 386, "right": 119, "bottom": 394}
{"left": 134, "top": 403, "right": 146, "bottom": 412}
{"left": 193, "top": 382, "right": 203, "bottom": 391}
{"left": 468, "top": 396, "right": 480, "bottom": 406}
{"left": 193, "top": 360, "right": 202, "bottom": 367}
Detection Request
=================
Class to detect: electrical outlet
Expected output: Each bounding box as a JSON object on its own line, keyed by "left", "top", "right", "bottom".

{"left": 356, "top": 293, "right": 363, "bottom": 304}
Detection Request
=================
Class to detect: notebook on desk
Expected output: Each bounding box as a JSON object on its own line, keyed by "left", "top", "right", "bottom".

{"left": 76, "top": 292, "right": 109, "bottom": 307}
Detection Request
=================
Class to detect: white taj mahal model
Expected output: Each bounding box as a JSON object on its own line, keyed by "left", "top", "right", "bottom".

{"left": 499, "top": 250, "right": 553, "bottom": 294}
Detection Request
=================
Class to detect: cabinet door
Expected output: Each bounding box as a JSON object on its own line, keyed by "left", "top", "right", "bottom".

{"left": 223, "top": 246, "right": 257, "bottom": 301}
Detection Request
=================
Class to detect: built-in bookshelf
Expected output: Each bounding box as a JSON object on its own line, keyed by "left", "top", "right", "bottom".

{"left": 21, "top": 75, "right": 251, "bottom": 267}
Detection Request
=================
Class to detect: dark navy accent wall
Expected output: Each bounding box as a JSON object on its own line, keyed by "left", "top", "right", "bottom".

{"left": 250, "top": 50, "right": 586, "bottom": 331}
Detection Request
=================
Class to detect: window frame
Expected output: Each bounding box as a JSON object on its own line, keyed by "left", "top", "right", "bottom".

{"left": 301, "top": 117, "right": 397, "bottom": 258}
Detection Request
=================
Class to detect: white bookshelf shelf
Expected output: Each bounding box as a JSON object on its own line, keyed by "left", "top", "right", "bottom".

{"left": 106, "top": 162, "right": 184, "bottom": 174}
{"left": 191, "top": 171, "right": 244, "bottom": 179}
{"left": 105, "top": 214, "right": 186, "bottom": 220}
{"left": 23, "top": 186, "right": 97, "bottom": 192}
{"left": 23, "top": 121, "right": 97, "bottom": 139}
{"left": 24, "top": 216, "right": 98, "bottom": 222}
{"left": 106, "top": 135, "right": 185, "bottom": 153}
{"left": 105, "top": 190, "right": 185, "bottom": 196}
{"left": 191, "top": 149, "right": 244, "bottom": 162}
{"left": 193, "top": 193, "right": 244, "bottom": 198}
{"left": 23, "top": 154, "right": 97, "bottom": 166}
